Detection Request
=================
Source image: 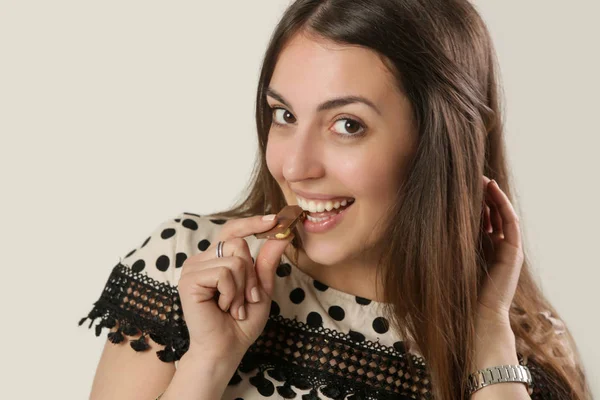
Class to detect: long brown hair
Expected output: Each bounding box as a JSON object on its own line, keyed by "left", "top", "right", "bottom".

{"left": 208, "top": 0, "right": 591, "bottom": 398}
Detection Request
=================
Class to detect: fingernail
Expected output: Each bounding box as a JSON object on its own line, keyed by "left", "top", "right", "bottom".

{"left": 251, "top": 286, "right": 260, "bottom": 303}
{"left": 490, "top": 179, "right": 498, "bottom": 188}
{"left": 262, "top": 214, "right": 276, "bottom": 221}
{"left": 238, "top": 305, "right": 246, "bottom": 320}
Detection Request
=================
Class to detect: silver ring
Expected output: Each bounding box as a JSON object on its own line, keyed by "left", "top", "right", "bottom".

{"left": 216, "top": 240, "right": 225, "bottom": 258}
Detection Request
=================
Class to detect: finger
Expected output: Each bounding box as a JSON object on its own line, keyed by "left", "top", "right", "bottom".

{"left": 225, "top": 256, "right": 247, "bottom": 320}
{"left": 217, "top": 214, "right": 278, "bottom": 241}
{"left": 180, "top": 267, "right": 237, "bottom": 312}
{"left": 217, "top": 238, "right": 257, "bottom": 316}
{"left": 489, "top": 201, "right": 503, "bottom": 238}
{"left": 182, "top": 254, "right": 248, "bottom": 320}
{"left": 255, "top": 234, "right": 295, "bottom": 297}
{"left": 484, "top": 204, "right": 492, "bottom": 233}
{"left": 485, "top": 183, "right": 503, "bottom": 236}
{"left": 481, "top": 175, "right": 494, "bottom": 233}
{"left": 487, "top": 180, "right": 521, "bottom": 249}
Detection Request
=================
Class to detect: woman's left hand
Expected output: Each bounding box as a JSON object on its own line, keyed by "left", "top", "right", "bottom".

{"left": 477, "top": 175, "right": 524, "bottom": 329}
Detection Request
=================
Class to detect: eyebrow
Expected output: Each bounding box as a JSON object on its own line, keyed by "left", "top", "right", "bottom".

{"left": 266, "top": 87, "right": 382, "bottom": 116}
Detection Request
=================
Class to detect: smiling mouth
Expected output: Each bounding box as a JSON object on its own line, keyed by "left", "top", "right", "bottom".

{"left": 303, "top": 200, "right": 354, "bottom": 222}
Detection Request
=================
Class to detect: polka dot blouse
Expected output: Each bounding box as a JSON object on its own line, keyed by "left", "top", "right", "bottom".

{"left": 79, "top": 212, "right": 562, "bottom": 399}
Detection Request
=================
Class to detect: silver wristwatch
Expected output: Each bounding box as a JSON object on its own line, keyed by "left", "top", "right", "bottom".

{"left": 466, "top": 364, "right": 532, "bottom": 396}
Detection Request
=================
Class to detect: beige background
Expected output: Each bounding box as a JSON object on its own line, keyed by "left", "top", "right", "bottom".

{"left": 0, "top": 1, "right": 597, "bottom": 398}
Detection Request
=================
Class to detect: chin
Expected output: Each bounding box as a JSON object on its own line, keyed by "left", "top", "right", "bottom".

{"left": 300, "top": 236, "right": 350, "bottom": 266}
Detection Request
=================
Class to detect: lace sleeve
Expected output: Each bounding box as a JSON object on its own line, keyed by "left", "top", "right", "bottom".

{"left": 77, "top": 215, "right": 190, "bottom": 362}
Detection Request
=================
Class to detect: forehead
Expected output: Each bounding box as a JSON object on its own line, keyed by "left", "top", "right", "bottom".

{"left": 270, "top": 32, "right": 399, "bottom": 107}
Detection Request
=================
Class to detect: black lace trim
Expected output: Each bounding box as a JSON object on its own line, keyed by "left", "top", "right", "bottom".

{"left": 79, "top": 262, "right": 566, "bottom": 399}
{"left": 230, "top": 315, "right": 433, "bottom": 400}
{"left": 78, "top": 262, "right": 190, "bottom": 362}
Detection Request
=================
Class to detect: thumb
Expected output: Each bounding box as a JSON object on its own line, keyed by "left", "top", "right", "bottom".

{"left": 255, "top": 234, "right": 295, "bottom": 297}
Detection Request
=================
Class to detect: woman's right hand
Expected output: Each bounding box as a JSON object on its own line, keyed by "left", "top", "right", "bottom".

{"left": 177, "top": 214, "right": 294, "bottom": 361}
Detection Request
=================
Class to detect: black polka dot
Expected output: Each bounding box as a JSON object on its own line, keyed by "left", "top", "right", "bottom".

{"left": 393, "top": 341, "right": 406, "bottom": 353}
{"left": 313, "top": 280, "right": 329, "bottom": 291}
{"left": 175, "top": 252, "right": 187, "bottom": 268}
{"left": 141, "top": 236, "right": 151, "bottom": 248}
{"left": 355, "top": 296, "right": 372, "bottom": 305}
{"left": 182, "top": 219, "right": 198, "bottom": 231}
{"left": 276, "top": 263, "right": 291, "bottom": 277}
{"left": 125, "top": 248, "right": 136, "bottom": 258}
{"left": 289, "top": 288, "right": 305, "bottom": 304}
{"left": 174, "top": 218, "right": 181, "bottom": 223}
{"left": 373, "top": 317, "right": 390, "bottom": 334}
{"left": 161, "top": 228, "right": 176, "bottom": 239}
{"left": 270, "top": 300, "right": 280, "bottom": 316}
{"left": 210, "top": 218, "right": 227, "bottom": 225}
{"left": 131, "top": 259, "right": 145, "bottom": 273}
{"left": 328, "top": 306, "right": 345, "bottom": 321}
{"left": 198, "top": 239, "right": 211, "bottom": 251}
{"left": 306, "top": 312, "right": 323, "bottom": 328}
{"left": 156, "top": 255, "right": 170, "bottom": 271}
{"left": 349, "top": 330, "right": 366, "bottom": 342}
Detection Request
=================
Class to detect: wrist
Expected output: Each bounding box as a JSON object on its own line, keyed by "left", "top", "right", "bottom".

{"left": 180, "top": 346, "right": 244, "bottom": 375}
{"left": 161, "top": 349, "right": 243, "bottom": 400}
{"left": 473, "top": 324, "right": 519, "bottom": 369}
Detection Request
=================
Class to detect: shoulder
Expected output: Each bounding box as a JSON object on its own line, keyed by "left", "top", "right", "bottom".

{"left": 78, "top": 211, "right": 254, "bottom": 362}
{"left": 119, "top": 212, "right": 265, "bottom": 286}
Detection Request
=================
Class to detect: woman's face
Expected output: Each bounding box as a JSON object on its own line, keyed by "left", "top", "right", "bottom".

{"left": 266, "top": 32, "right": 416, "bottom": 267}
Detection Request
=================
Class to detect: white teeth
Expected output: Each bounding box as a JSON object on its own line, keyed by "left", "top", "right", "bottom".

{"left": 306, "top": 214, "right": 333, "bottom": 223}
{"left": 295, "top": 195, "right": 354, "bottom": 213}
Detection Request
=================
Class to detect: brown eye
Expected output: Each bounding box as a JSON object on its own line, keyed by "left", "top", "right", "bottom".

{"left": 272, "top": 108, "right": 296, "bottom": 125}
{"left": 332, "top": 118, "right": 365, "bottom": 136}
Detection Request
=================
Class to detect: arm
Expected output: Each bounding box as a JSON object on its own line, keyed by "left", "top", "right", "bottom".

{"left": 469, "top": 325, "right": 531, "bottom": 400}
{"left": 90, "top": 331, "right": 176, "bottom": 400}
{"left": 90, "top": 328, "right": 242, "bottom": 400}
{"left": 160, "top": 349, "right": 243, "bottom": 400}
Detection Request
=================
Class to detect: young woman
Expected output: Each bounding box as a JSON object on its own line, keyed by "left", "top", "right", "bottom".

{"left": 79, "top": 0, "right": 591, "bottom": 399}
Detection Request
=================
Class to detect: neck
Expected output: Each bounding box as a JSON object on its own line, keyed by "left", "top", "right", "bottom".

{"left": 284, "top": 244, "right": 386, "bottom": 303}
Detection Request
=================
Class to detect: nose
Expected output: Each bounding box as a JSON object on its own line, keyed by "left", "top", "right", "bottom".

{"left": 282, "top": 128, "right": 325, "bottom": 183}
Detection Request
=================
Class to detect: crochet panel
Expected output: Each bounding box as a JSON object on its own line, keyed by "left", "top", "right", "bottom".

{"left": 78, "top": 263, "right": 566, "bottom": 399}
{"left": 231, "top": 315, "right": 433, "bottom": 400}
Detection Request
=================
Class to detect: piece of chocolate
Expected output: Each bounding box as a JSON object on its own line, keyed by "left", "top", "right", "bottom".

{"left": 254, "top": 205, "right": 306, "bottom": 240}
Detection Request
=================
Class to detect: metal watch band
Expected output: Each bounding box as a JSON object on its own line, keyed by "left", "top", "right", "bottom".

{"left": 466, "top": 364, "right": 532, "bottom": 396}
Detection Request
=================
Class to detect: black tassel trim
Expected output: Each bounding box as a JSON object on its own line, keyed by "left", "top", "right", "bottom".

{"left": 302, "top": 389, "right": 320, "bottom": 400}
{"left": 230, "top": 354, "right": 421, "bottom": 400}
{"left": 78, "top": 263, "right": 189, "bottom": 363}
{"left": 277, "top": 381, "right": 297, "bottom": 398}
{"left": 130, "top": 335, "right": 150, "bottom": 351}
{"left": 107, "top": 330, "right": 124, "bottom": 344}
{"left": 226, "top": 317, "right": 432, "bottom": 400}
{"left": 321, "top": 384, "right": 344, "bottom": 400}
{"left": 122, "top": 323, "right": 140, "bottom": 336}
{"left": 228, "top": 372, "right": 243, "bottom": 386}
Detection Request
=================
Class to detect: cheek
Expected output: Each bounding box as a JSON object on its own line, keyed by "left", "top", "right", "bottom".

{"left": 335, "top": 153, "right": 397, "bottom": 200}
{"left": 265, "top": 139, "right": 285, "bottom": 181}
